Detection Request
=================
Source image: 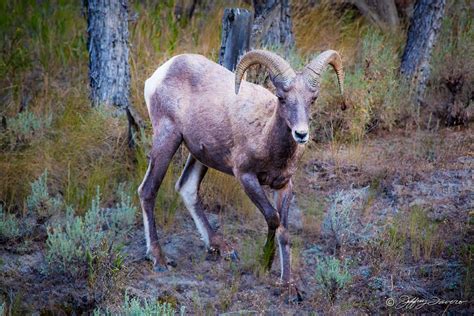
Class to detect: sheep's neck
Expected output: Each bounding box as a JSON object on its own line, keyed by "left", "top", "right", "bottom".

{"left": 267, "top": 108, "right": 299, "bottom": 164}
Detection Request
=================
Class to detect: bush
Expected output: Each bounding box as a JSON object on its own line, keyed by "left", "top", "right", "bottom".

{"left": 315, "top": 256, "right": 352, "bottom": 302}
{"left": 322, "top": 187, "right": 373, "bottom": 253}
{"left": 26, "top": 169, "right": 63, "bottom": 218}
{"left": 426, "top": 1, "right": 473, "bottom": 126}
{"left": 94, "top": 293, "right": 179, "bottom": 316}
{"left": 0, "top": 204, "right": 21, "bottom": 240}
{"left": 0, "top": 111, "right": 52, "bottom": 150}
{"left": 314, "top": 28, "right": 410, "bottom": 142}
{"left": 46, "top": 187, "right": 136, "bottom": 275}
{"left": 106, "top": 184, "right": 137, "bottom": 238}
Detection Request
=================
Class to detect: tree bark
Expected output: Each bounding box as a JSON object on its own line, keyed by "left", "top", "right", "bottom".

{"left": 87, "top": 0, "right": 130, "bottom": 109}
{"left": 400, "top": 0, "right": 446, "bottom": 103}
{"left": 349, "top": 0, "right": 400, "bottom": 32}
{"left": 174, "top": 0, "right": 199, "bottom": 25}
{"left": 219, "top": 8, "right": 253, "bottom": 71}
{"left": 251, "top": 0, "right": 295, "bottom": 53}
{"left": 86, "top": 0, "right": 143, "bottom": 146}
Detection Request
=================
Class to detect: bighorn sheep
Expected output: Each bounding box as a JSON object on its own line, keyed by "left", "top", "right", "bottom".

{"left": 138, "top": 49, "right": 344, "bottom": 291}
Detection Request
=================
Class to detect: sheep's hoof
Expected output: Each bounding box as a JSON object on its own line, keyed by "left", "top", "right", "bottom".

{"left": 147, "top": 252, "right": 174, "bottom": 272}
{"left": 276, "top": 281, "right": 304, "bottom": 304}
{"left": 153, "top": 263, "right": 168, "bottom": 273}
{"left": 206, "top": 246, "right": 221, "bottom": 261}
{"left": 286, "top": 288, "right": 304, "bottom": 304}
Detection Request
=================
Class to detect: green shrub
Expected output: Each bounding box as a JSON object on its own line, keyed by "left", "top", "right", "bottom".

{"left": 322, "top": 187, "right": 373, "bottom": 252}
{"left": 0, "top": 205, "right": 21, "bottom": 240}
{"left": 314, "top": 28, "right": 410, "bottom": 142}
{"left": 1, "top": 111, "right": 52, "bottom": 150}
{"left": 46, "top": 187, "right": 136, "bottom": 275}
{"left": 26, "top": 169, "right": 63, "bottom": 218}
{"left": 107, "top": 184, "right": 137, "bottom": 238}
{"left": 315, "top": 256, "right": 352, "bottom": 302}
{"left": 94, "top": 293, "right": 178, "bottom": 316}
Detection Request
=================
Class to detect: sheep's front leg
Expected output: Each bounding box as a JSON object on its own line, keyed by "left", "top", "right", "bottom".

{"left": 274, "top": 180, "right": 293, "bottom": 283}
{"left": 237, "top": 172, "right": 280, "bottom": 270}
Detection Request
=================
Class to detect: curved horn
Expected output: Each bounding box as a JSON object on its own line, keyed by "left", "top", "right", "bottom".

{"left": 235, "top": 50, "right": 296, "bottom": 94}
{"left": 304, "top": 50, "right": 344, "bottom": 95}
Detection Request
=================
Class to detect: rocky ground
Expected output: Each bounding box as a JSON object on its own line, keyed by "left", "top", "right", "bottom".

{"left": 1, "top": 128, "right": 472, "bottom": 314}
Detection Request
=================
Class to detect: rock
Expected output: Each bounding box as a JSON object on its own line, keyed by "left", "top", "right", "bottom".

{"left": 288, "top": 195, "right": 303, "bottom": 231}
{"left": 207, "top": 212, "right": 220, "bottom": 231}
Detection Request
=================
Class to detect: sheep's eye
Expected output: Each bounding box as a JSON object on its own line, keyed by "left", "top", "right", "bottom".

{"left": 277, "top": 96, "right": 285, "bottom": 103}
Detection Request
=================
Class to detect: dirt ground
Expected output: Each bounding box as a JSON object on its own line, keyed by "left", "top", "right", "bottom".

{"left": 1, "top": 128, "right": 473, "bottom": 314}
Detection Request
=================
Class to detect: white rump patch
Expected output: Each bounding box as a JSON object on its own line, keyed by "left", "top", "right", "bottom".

{"left": 144, "top": 56, "right": 177, "bottom": 112}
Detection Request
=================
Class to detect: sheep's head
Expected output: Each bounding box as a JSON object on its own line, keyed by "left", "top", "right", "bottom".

{"left": 235, "top": 50, "right": 344, "bottom": 145}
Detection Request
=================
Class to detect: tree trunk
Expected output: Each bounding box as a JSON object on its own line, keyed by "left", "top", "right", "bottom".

{"left": 400, "top": 0, "right": 446, "bottom": 103}
{"left": 174, "top": 0, "right": 199, "bottom": 25}
{"left": 219, "top": 8, "right": 253, "bottom": 71}
{"left": 251, "top": 0, "right": 295, "bottom": 53}
{"left": 86, "top": 0, "right": 142, "bottom": 146}
{"left": 350, "top": 0, "right": 400, "bottom": 32}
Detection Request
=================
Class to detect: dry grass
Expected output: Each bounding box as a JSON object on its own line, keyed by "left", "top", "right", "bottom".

{"left": 0, "top": 1, "right": 250, "bottom": 218}
{"left": 292, "top": 1, "right": 367, "bottom": 63}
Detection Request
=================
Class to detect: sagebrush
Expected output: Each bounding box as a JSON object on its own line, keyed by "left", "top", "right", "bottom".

{"left": 46, "top": 187, "right": 136, "bottom": 275}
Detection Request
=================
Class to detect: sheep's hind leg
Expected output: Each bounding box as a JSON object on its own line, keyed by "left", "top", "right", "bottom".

{"left": 275, "top": 181, "right": 303, "bottom": 303}
{"left": 138, "top": 123, "right": 182, "bottom": 272}
{"left": 176, "top": 155, "right": 238, "bottom": 261}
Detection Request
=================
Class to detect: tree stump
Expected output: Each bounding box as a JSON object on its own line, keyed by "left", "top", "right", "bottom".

{"left": 251, "top": 0, "right": 295, "bottom": 53}
{"left": 87, "top": 0, "right": 130, "bottom": 109}
{"left": 86, "top": 0, "right": 143, "bottom": 146}
{"left": 218, "top": 8, "right": 253, "bottom": 72}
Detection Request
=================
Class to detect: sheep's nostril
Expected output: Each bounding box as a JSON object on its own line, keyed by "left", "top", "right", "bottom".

{"left": 294, "top": 130, "right": 308, "bottom": 140}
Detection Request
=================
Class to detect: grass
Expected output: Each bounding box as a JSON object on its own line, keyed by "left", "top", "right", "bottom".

{"left": 299, "top": 194, "right": 325, "bottom": 236}
{"left": 94, "top": 293, "right": 178, "bottom": 316}
{"left": 201, "top": 170, "right": 256, "bottom": 219}
{"left": 239, "top": 234, "right": 267, "bottom": 279}
{"left": 369, "top": 205, "right": 445, "bottom": 271}
{"left": 408, "top": 206, "right": 444, "bottom": 262}
{"left": 315, "top": 256, "right": 352, "bottom": 302}
{"left": 378, "top": 220, "right": 406, "bottom": 268}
